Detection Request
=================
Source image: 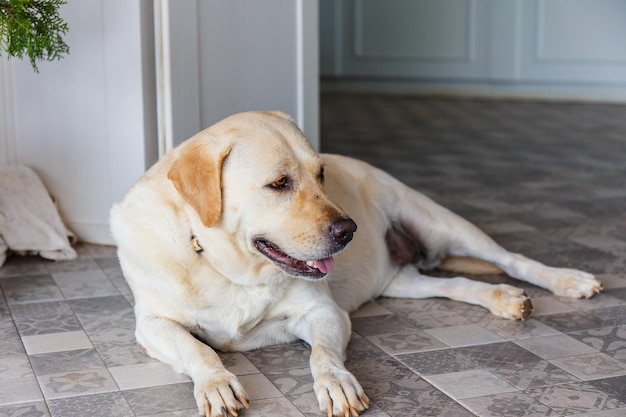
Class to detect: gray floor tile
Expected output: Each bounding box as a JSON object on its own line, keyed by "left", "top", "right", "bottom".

{"left": 0, "top": 256, "right": 49, "bottom": 278}
{"left": 52, "top": 269, "right": 119, "bottom": 300}
{"left": 588, "top": 375, "right": 626, "bottom": 404}
{"left": 550, "top": 353, "right": 626, "bottom": 381}
{"left": 11, "top": 301, "right": 82, "bottom": 336}
{"left": 123, "top": 383, "right": 196, "bottom": 416}
{"left": 241, "top": 397, "right": 307, "bottom": 417}
{"left": 482, "top": 318, "right": 561, "bottom": 340}
{"left": 0, "top": 401, "right": 51, "bottom": 417}
{"left": 47, "top": 392, "right": 133, "bottom": 417}
{"left": 0, "top": 274, "right": 63, "bottom": 305}
{"left": 425, "top": 324, "right": 505, "bottom": 348}
{"left": 366, "top": 329, "right": 448, "bottom": 355}
{"left": 396, "top": 349, "right": 481, "bottom": 376}
{"left": 0, "top": 323, "right": 26, "bottom": 357}
{"left": 0, "top": 377, "right": 43, "bottom": 406}
{"left": 29, "top": 348, "right": 104, "bottom": 376}
{"left": 367, "top": 373, "right": 474, "bottom": 417}
{"left": 22, "top": 330, "right": 93, "bottom": 355}
{"left": 135, "top": 409, "right": 198, "bottom": 417}
{"left": 514, "top": 334, "right": 598, "bottom": 360}
{"left": 490, "top": 359, "right": 580, "bottom": 390}
{"left": 43, "top": 257, "right": 100, "bottom": 274}
{"left": 425, "top": 369, "right": 517, "bottom": 400}
{"left": 526, "top": 382, "right": 626, "bottom": 416}
{"left": 534, "top": 311, "right": 608, "bottom": 333}
{"left": 460, "top": 392, "right": 556, "bottom": 417}
{"left": 457, "top": 342, "right": 542, "bottom": 368}
{"left": 87, "top": 326, "right": 152, "bottom": 367}
{"left": 37, "top": 368, "right": 118, "bottom": 400}
{"left": 568, "top": 326, "right": 626, "bottom": 354}
{"left": 351, "top": 314, "right": 419, "bottom": 337}
{"left": 109, "top": 362, "right": 190, "bottom": 391}
{"left": 243, "top": 342, "right": 311, "bottom": 372}
{"left": 0, "top": 355, "right": 33, "bottom": 380}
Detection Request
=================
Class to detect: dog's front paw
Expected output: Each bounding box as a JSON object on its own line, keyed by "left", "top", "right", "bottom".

{"left": 194, "top": 369, "right": 249, "bottom": 417}
{"left": 313, "top": 368, "right": 369, "bottom": 417}
{"left": 488, "top": 284, "right": 534, "bottom": 320}
{"left": 548, "top": 268, "right": 603, "bottom": 299}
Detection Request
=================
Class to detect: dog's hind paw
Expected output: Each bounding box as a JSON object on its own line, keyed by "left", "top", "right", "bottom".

{"left": 549, "top": 269, "right": 603, "bottom": 299}
{"left": 194, "top": 370, "right": 249, "bottom": 417}
{"left": 488, "top": 284, "right": 534, "bottom": 320}
{"left": 314, "top": 368, "right": 369, "bottom": 417}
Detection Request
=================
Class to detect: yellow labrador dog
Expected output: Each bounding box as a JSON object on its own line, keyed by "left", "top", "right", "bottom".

{"left": 110, "top": 111, "right": 602, "bottom": 417}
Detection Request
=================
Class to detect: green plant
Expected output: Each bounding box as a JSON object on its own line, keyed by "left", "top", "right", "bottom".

{"left": 0, "top": 0, "right": 69, "bottom": 72}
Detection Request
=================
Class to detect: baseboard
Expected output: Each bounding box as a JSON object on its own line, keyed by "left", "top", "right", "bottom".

{"left": 320, "top": 78, "right": 626, "bottom": 103}
{"left": 67, "top": 221, "right": 115, "bottom": 246}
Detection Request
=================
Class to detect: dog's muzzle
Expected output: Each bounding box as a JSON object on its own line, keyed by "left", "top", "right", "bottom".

{"left": 254, "top": 217, "right": 357, "bottom": 279}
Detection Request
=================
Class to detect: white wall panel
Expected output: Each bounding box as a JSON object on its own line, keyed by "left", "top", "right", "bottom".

{"left": 321, "top": 0, "right": 626, "bottom": 100}
{"left": 338, "top": 0, "right": 489, "bottom": 79}
{"left": 0, "top": 61, "right": 17, "bottom": 165}
{"left": 354, "top": 0, "right": 470, "bottom": 60}
{"left": 2, "top": 0, "right": 157, "bottom": 244}
{"left": 520, "top": 0, "right": 626, "bottom": 83}
{"left": 537, "top": 0, "right": 626, "bottom": 63}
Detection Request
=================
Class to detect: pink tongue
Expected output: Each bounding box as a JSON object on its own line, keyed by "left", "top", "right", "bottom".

{"left": 313, "top": 257, "right": 335, "bottom": 274}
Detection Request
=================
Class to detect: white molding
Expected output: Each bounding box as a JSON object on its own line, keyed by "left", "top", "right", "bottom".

{"left": 165, "top": 0, "right": 201, "bottom": 147}
{"left": 297, "top": 0, "right": 320, "bottom": 150}
{"left": 296, "top": 0, "right": 305, "bottom": 133}
{"left": 333, "top": 0, "right": 344, "bottom": 76}
{"left": 154, "top": 0, "right": 174, "bottom": 156}
{"left": 0, "top": 60, "right": 17, "bottom": 166}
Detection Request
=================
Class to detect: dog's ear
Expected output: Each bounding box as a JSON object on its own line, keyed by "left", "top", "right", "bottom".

{"left": 168, "top": 141, "right": 232, "bottom": 228}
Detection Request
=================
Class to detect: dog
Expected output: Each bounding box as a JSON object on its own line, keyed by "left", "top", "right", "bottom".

{"left": 110, "top": 111, "right": 602, "bottom": 417}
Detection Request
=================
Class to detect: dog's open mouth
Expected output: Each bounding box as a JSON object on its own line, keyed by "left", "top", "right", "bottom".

{"left": 254, "top": 239, "right": 334, "bottom": 279}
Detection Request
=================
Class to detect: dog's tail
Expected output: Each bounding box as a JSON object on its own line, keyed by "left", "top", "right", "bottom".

{"left": 439, "top": 256, "right": 504, "bottom": 275}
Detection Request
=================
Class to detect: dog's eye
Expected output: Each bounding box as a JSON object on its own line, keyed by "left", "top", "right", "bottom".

{"left": 269, "top": 176, "right": 290, "bottom": 190}
{"left": 318, "top": 167, "right": 325, "bottom": 184}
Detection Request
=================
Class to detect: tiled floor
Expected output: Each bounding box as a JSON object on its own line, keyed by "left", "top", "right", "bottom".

{"left": 2, "top": 94, "right": 626, "bottom": 416}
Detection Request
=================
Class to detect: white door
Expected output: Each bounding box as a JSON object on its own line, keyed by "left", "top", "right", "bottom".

{"left": 158, "top": 0, "right": 320, "bottom": 151}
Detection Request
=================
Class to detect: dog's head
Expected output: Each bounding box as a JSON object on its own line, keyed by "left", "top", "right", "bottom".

{"left": 167, "top": 111, "right": 356, "bottom": 280}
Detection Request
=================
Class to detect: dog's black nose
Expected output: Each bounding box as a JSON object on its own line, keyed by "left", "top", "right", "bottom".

{"left": 330, "top": 218, "right": 357, "bottom": 246}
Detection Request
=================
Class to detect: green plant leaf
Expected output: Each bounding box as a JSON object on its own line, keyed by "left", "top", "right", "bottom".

{"left": 0, "top": 0, "right": 70, "bottom": 72}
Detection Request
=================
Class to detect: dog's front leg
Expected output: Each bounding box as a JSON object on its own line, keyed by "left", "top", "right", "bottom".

{"left": 135, "top": 315, "right": 249, "bottom": 417}
{"left": 298, "top": 305, "right": 369, "bottom": 417}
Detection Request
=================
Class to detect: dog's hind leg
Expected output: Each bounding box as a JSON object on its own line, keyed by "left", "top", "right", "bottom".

{"left": 387, "top": 185, "right": 602, "bottom": 300}
{"left": 382, "top": 265, "right": 534, "bottom": 320}
{"left": 434, "top": 220, "right": 603, "bottom": 300}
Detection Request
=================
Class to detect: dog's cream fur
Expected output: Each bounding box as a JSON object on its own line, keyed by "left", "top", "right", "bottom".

{"left": 110, "top": 111, "right": 602, "bottom": 417}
